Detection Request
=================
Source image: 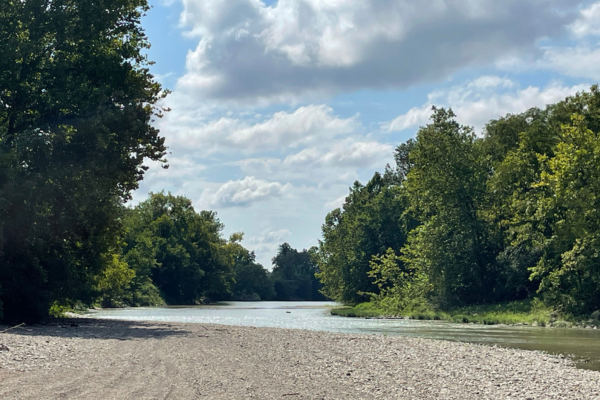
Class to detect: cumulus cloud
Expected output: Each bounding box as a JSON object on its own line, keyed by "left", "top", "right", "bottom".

{"left": 240, "top": 228, "right": 292, "bottom": 267}
{"left": 166, "top": 104, "right": 358, "bottom": 154}
{"left": 247, "top": 229, "right": 292, "bottom": 245}
{"left": 199, "top": 176, "right": 291, "bottom": 208}
{"left": 570, "top": 1, "right": 600, "bottom": 37}
{"left": 493, "top": 3, "right": 600, "bottom": 80}
{"left": 176, "top": 0, "right": 579, "bottom": 104}
{"left": 384, "top": 78, "right": 589, "bottom": 133}
{"left": 237, "top": 139, "right": 393, "bottom": 183}
{"left": 288, "top": 140, "right": 391, "bottom": 168}
{"left": 539, "top": 46, "right": 600, "bottom": 80}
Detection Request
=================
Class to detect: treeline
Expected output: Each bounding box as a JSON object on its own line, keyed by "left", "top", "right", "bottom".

{"left": 316, "top": 87, "right": 600, "bottom": 316}
{"left": 98, "top": 192, "right": 325, "bottom": 308}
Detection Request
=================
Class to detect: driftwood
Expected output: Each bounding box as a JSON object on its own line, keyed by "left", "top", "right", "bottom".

{"left": 0, "top": 323, "right": 25, "bottom": 334}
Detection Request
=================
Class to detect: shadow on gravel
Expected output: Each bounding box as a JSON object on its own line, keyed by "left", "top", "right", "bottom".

{"left": 0, "top": 318, "right": 190, "bottom": 341}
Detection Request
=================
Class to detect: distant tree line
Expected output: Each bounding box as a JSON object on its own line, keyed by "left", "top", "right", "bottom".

{"left": 316, "top": 87, "right": 600, "bottom": 316}
{"left": 97, "top": 192, "right": 324, "bottom": 308}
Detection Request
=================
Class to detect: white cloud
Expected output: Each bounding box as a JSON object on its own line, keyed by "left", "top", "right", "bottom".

{"left": 245, "top": 228, "right": 294, "bottom": 267}
{"left": 493, "top": 1, "right": 600, "bottom": 81}
{"left": 540, "top": 47, "right": 600, "bottom": 80}
{"left": 385, "top": 78, "right": 589, "bottom": 133}
{"left": 385, "top": 106, "right": 433, "bottom": 132}
{"left": 287, "top": 140, "right": 391, "bottom": 168}
{"left": 175, "top": 0, "right": 579, "bottom": 104}
{"left": 236, "top": 139, "right": 393, "bottom": 184}
{"left": 147, "top": 157, "right": 206, "bottom": 179}
{"left": 199, "top": 176, "right": 291, "bottom": 208}
{"left": 165, "top": 104, "right": 358, "bottom": 154}
{"left": 324, "top": 194, "right": 347, "bottom": 210}
{"left": 570, "top": 2, "right": 600, "bottom": 37}
{"left": 247, "top": 229, "right": 292, "bottom": 245}
{"left": 244, "top": 229, "right": 293, "bottom": 262}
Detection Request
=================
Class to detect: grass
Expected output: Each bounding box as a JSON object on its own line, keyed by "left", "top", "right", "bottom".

{"left": 330, "top": 303, "right": 386, "bottom": 318}
{"left": 446, "top": 300, "right": 551, "bottom": 326}
{"left": 332, "top": 299, "right": 555, "bottom": 326}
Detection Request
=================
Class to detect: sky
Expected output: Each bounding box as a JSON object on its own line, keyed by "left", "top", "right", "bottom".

{"left": 135, "top": 0, "right": 600, "bottom": 268}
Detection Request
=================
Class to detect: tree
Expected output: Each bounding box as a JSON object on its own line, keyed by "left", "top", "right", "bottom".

{"left": 272, "top": 243, "right": 325, "bottom": 301}
{"left": 399, "top": 108, "right": 498, "bottom": 307}
{"left": 122, "top": 193, "right": 234, "bottom": 305}
{"left": 0, "top": 0, "right": 167, "bottom": 322}
{"left": 315, "top": 172, "right": 414, "bottom": 304}
{"left": 520, "top": 114, "right": 600, "bottom": 313}
{"left": 230, "top": 245, "right": 275, "bottom": 301}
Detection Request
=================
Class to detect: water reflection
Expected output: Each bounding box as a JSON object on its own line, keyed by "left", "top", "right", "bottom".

{"left": 88, "top": 301, "right": 600, "bottom": 371}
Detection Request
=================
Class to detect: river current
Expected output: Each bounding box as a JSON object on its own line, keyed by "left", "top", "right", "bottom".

{"left": 87, "top": 301, "right": 600, "bottom": 371}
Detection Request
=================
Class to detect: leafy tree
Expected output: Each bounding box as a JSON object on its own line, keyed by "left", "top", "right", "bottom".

{"left": 367, "top": 248, "right": 430, "bottom": 313}
{"left": 121, "top": 193, "right": 234, "bottom": 305}
{"left": 401, "top": 107, "right": 499, "bottom": 307}
{"left": 95, "top": 254, "right": 136, "bottom": 308}
{"left": 0, "top": 0, "right": 167, "bottom": 322}
{"left": 484, "top": 86, "right": 600, "bottom": 313}
{"left": 529, "top": 114, "right": 600, "bottom": 313}
{"left": 272, "top": 243, "right": 325, "bottom": 301}
{"left": 315, "top": 172, "right": 414, "bottom": 304}
{"left": 231, "top": 247, "right": 275, "bottom": 301}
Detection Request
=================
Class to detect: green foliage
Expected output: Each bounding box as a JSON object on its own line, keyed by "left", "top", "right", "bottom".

{"left": 315, "top": 172, "right": 414, "bottom": 304}
{"left": 319, "top": 86, "right": 600, "bottom": 319}
{"left": 330, "top": 303, "right": 386, "bottom": 318}
{"left": 120, "top": 192, "right": 235, "bottom": 305}
{"left": 528, "top": 113, "right": 600, "bottom": 313}
{"left": 0, "top": 0, "right": 167, "bottom": 323}
{"left": 228, "top": 234, "right": 275, "bottom": 301}
{"left": 93, "top": 192, "right": 273, "bottom": 307}
{"left": 446, "top": 300, "right": 550, "bottom": 326}
{"left": 271, "top": 243, "right": 324, "bottom": 300}
{"left": 366, "top": 248, "right": 430, "bottom": 313}
{"left": 95, "top": 254, "right": 136, "bottom": 308}
{"left": 403, "top": 107, "right": 497, "bottom": 307}
{"left": 334, "top": 300, "right": 550, "bottom": 326}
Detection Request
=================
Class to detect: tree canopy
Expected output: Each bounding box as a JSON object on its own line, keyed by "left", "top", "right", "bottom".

{"left": 316, "top": 86, "right": 600, "bottom": 316}
{"left": 0, "top": 0, "right": 166, "bottom": 322}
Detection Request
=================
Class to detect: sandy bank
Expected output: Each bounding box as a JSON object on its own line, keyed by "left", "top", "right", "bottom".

{"left": 1, "top": 318, "right": 599, "bottom": 399}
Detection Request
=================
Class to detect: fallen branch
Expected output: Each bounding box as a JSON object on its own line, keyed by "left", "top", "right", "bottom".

{"left": 0, "top": 323, "right": 25, "bottom": 334}
{"left": 282, "top": 393, "right": 300, "bottom": 397}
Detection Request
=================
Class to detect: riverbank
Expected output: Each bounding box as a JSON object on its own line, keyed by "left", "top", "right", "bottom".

{"left": 1, "top": 318, "right": 600, "bottom": 399}
{"left": 331, "top": 300, "right": 600, "bottom": 329}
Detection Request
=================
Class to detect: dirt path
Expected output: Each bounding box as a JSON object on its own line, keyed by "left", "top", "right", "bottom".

{"left": 1, "top": 319, "right": 599, "bottom": 399}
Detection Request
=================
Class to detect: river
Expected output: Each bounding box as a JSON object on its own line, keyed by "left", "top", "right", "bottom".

{"left": 87, "top": 301, "right": 600, "bottom": 371}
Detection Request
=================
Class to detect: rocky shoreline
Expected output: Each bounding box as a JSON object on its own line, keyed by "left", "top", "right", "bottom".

{"left": 1, "top": 318, "right": 600, "bottom": 399}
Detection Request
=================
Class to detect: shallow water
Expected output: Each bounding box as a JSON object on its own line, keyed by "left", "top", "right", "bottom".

{"left": 87, "top": 301, "right": 600, "bottom": 371}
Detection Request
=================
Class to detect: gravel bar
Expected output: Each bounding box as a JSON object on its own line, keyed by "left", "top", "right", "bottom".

{"left": 1, "top": 318, "right": 599, "bottom": 399}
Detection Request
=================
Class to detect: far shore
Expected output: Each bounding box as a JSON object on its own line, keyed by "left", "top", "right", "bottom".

{"left": 330, "top": 300, "right": 600, "bottom": 330}
{"left": 1, "top": 318, "right": 600, "bottom": 399}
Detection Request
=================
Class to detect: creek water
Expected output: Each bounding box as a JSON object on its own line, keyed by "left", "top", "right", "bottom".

{"left": 87, "top": 301, "right": 600, "bottom": 371}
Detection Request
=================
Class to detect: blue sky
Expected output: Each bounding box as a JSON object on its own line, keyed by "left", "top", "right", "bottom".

{"left": 135, "top": 0, "right": 600, "bottom": 268}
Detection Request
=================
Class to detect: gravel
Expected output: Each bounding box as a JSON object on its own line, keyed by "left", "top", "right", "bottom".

{"left": 1, "top": 318, "right": 599, "bottom": 399}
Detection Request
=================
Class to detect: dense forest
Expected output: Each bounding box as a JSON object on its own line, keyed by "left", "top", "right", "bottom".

{"left": 101, "top": 191, "right": 324, "bottom": 308}
{"left": 315, "top": 91, "right": 600, "bottom": 317}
